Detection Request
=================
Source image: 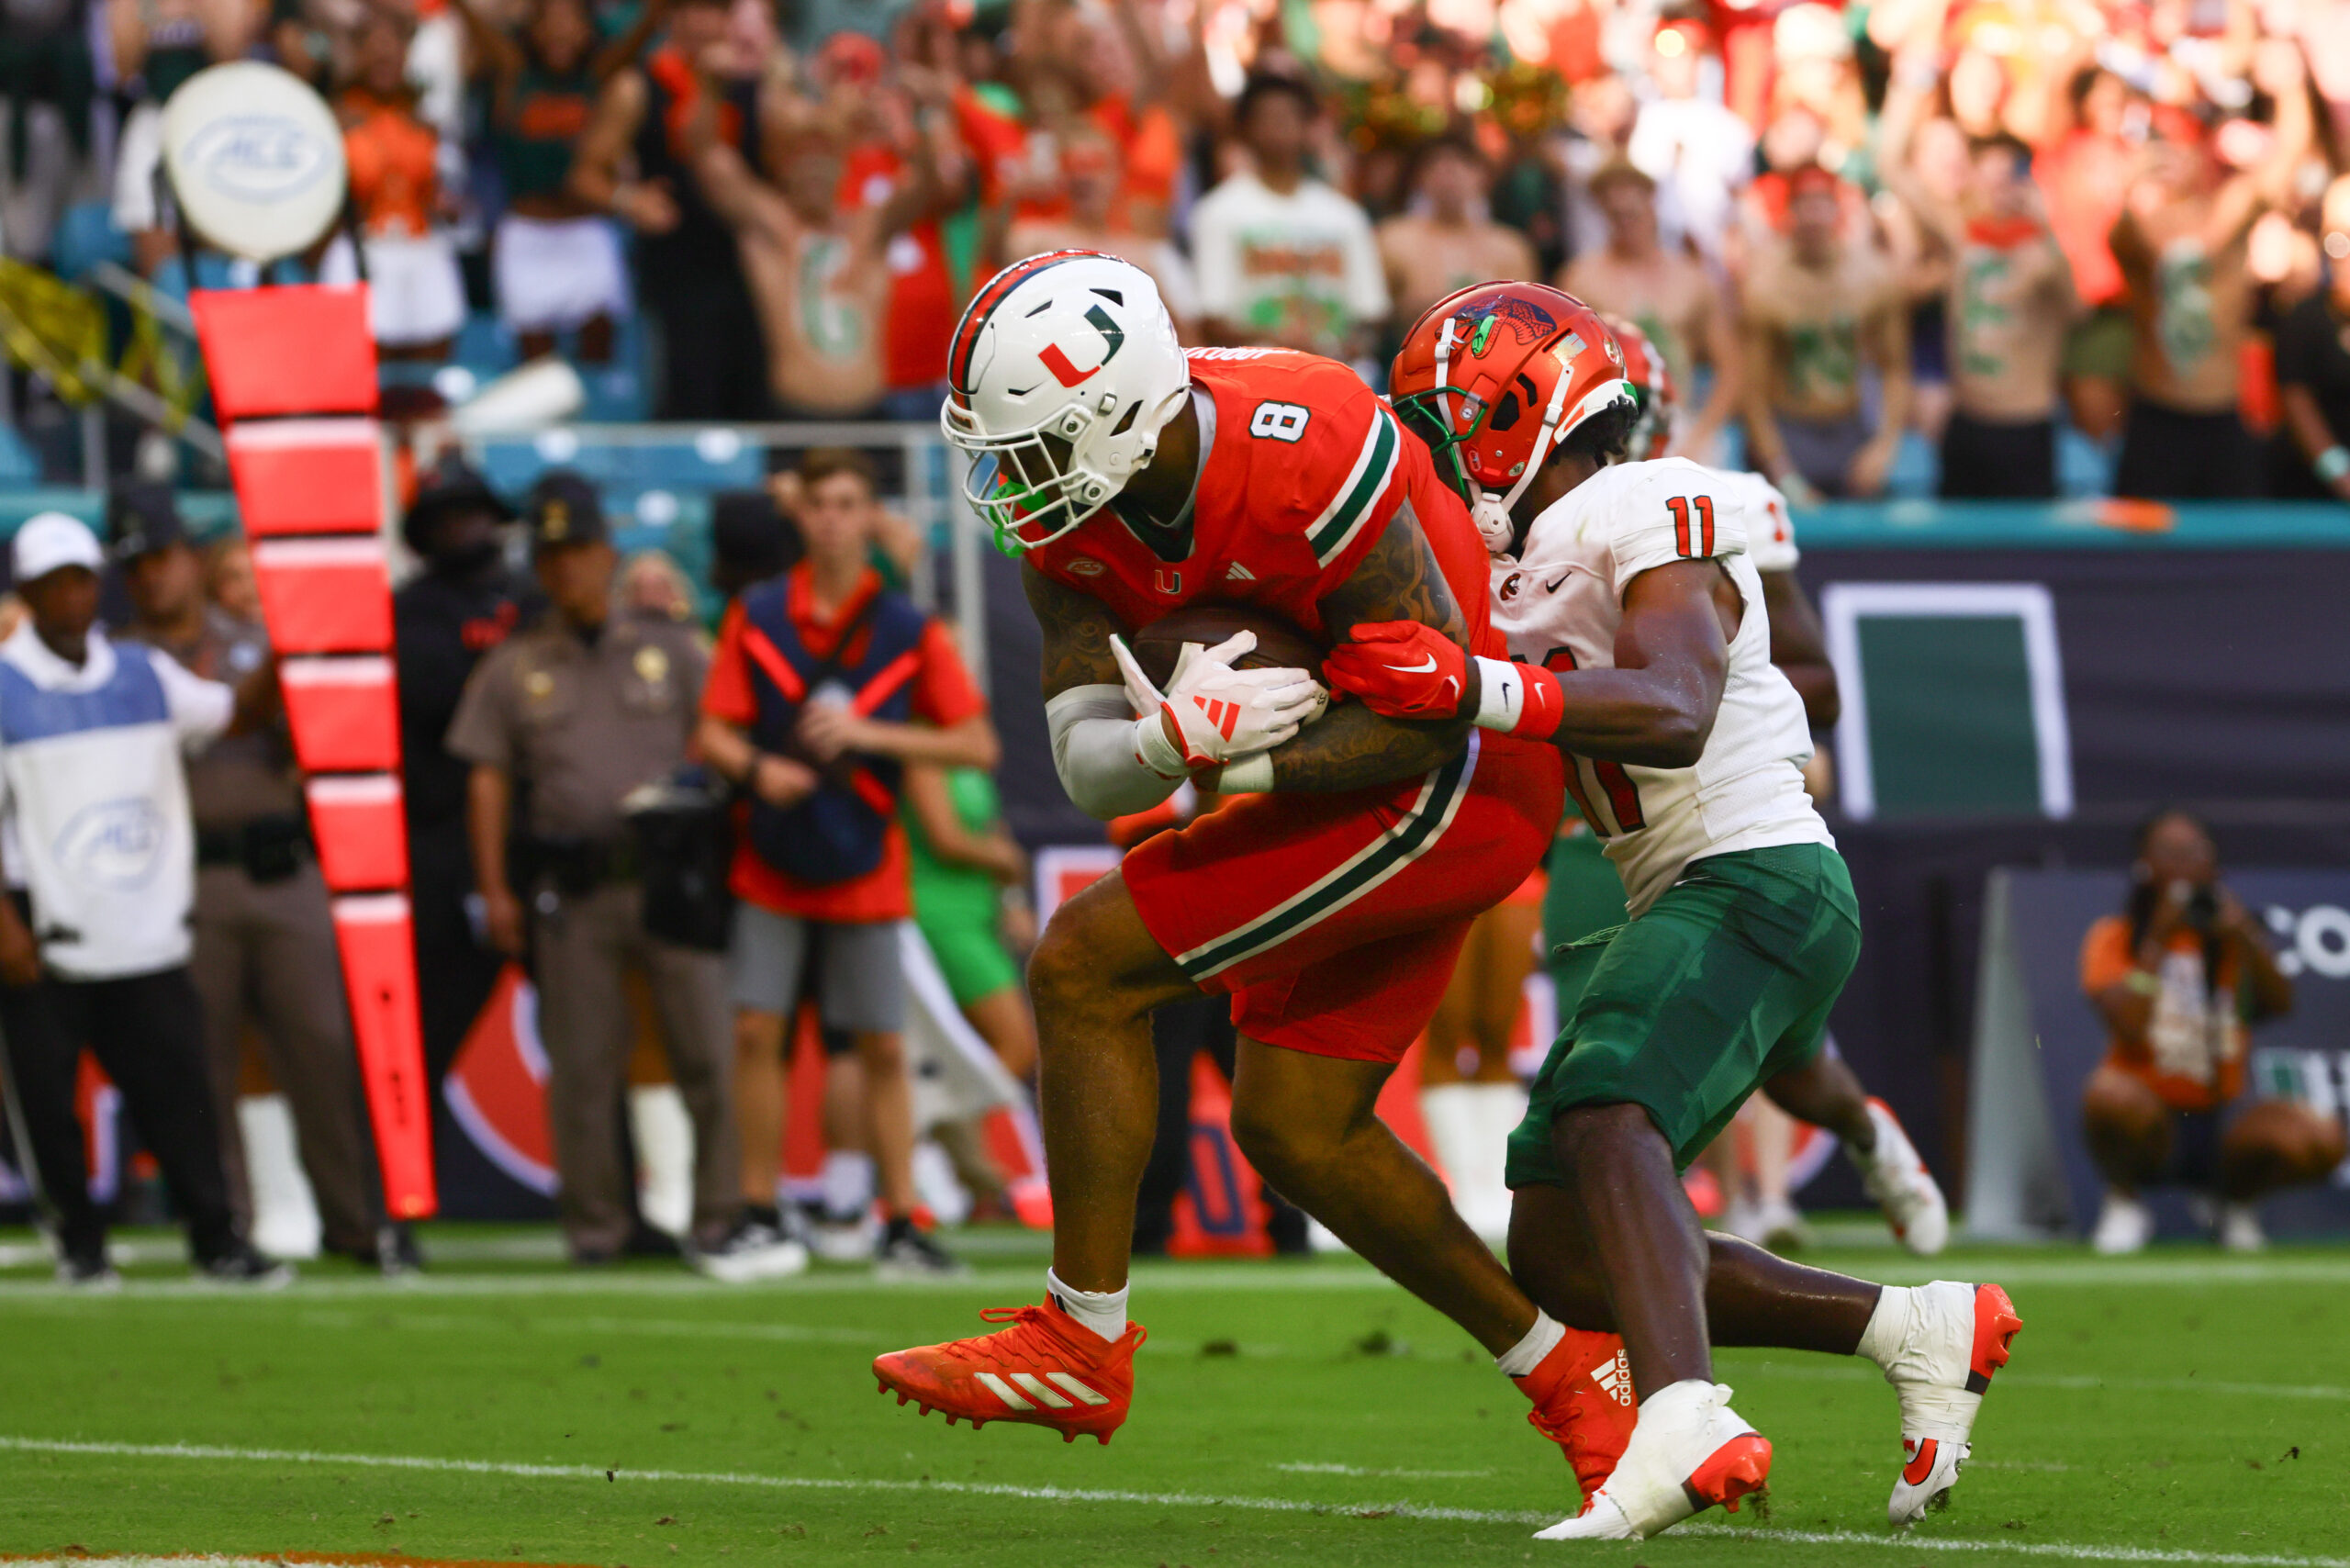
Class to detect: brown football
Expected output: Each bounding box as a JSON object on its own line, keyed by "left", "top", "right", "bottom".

{"left": 1128, "top": 602, "right": 1327, "bottom": 692}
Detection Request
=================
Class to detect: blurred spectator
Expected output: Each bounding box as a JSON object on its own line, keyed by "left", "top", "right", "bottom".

{"left": 0, "top": 512, "right": 284, "bottom": 1287}
{"left": 2108, "top": 43, "right": 2312, "bottom": 500}
{"left": 109, "top": 0, "right": 255, "bottom": 279}
{"left": 2079, "top": 809, "right": 2344, "bottom": 1254}
{"left": 2034, "top": 52, "right": 2145, "bottom": 441}
{"left": 0, "top": 0, "right": 96, "bottom": 266}
{"left": 689, "top": 59, "right": 946, "bottom": 418}
{"left": 450, "top": 0, "right": 670, "bottom": 364}
{"left": 1740, "top": 165, "right": 1911, "bottom": 500}
{"left": 2269, "top": 175, "right": 2350, "bottom": 502}
{"left": 1191, "top": 73, "right": 1389, "bottom": 365}
{"left": 1560, "top": 160, "right": 1740, "bottom": 462}
{"left": 901, "top": 761, "right": 1035, "bottom": 1080}
{"left": 112, "top": 486, "right": 403, "bottom": 1272}
{"left": 448, "top": 473, "right": 740, "bottom": 1268}
{"left": 391, "top": 455, "right": 538, "bottom": 1082}
{"left": 1627, "top": 19, "right": 1751, "bottom": 269}
{"left": 1006, "top": 122, "right": 1201, "bottom": 338}
{"left": 1377, "top": 135, "right": 1539, "bottom": 334}
{"left": 569, "top": 0, "right": 774, "bottom": 419}
{"left": 1880, "top": 49, "right": 2079, "bottom": 498}
{"left": 620, "top": 548, "right": 701, "bottom": 622}
{"left": 203, "top": 536, "right": 261, "bottom": 623}
{"left": 709, "top": 487, "right": 800, "bottom": 600}
{"left": 319, "top": 9, "right": 466, "bottom": 361}
{"left": 695, "top": 447, "right": 996, "bottom": 1278}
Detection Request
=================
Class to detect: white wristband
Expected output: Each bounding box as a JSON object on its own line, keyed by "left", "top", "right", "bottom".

{"left": 1132, "top": 711, "right": 1187, "bottom": 779}
{"left": 1212, "top": 752, "right": 1275, "bottom": 793}
{"left": 1472, "top": 655, "right": 1525, "bottom": 733}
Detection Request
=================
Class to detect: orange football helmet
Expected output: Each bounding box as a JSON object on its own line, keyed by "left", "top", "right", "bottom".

{"left": 1389, "top": 282, "right": 1637, "bottom": 551}
{"left": 1604, "top": 315, "right": 1677, "bottom": 462}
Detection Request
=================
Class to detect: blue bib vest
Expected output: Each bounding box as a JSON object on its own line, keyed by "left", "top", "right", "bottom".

{"left": 738, "top": 577, "right": 928, "bottom": 886}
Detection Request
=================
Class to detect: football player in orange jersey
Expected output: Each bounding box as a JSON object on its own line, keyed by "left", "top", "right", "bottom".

{"left": 870, "top": 251, "right": 1637, "bottom": 1490}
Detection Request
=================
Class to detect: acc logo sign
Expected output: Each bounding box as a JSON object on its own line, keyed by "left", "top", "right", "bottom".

{"left": 161, "top": 62, "right": 347, "bottom": 263}
{"left": 55, "top": 799, "right": 166, "bottom": 890}
{"left": 2269, "top": 903, "right": 2350, "bottom": 980}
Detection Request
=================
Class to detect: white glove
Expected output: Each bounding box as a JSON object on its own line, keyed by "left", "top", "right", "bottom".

{"left": 1110, "top": 629, "right": 1324, "bottom": 776}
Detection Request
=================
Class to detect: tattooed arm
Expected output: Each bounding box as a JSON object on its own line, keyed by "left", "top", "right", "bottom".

{"left": 1024, "top": 562, "right": 1125, "bottom": 697}
{"left": 1267, "top": 502, "right": 1474, "bottom": 792}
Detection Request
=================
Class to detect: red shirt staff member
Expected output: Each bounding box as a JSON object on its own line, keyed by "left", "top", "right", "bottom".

{"left": 2078, "top": 809, "right": 2343, "bottom": 1255}
{"left": 694, "top": 448, "right": 998, "bottom": 1282}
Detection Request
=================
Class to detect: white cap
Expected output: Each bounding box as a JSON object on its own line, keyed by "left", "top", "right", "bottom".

{"left": 13, "top": 511, "right": 106, "bottom": 584}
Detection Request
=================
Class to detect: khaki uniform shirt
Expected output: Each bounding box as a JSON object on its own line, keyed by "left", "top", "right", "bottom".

{"left": 445, "top": 610, "right": 709, "bottom": 842}
{"left": 118, "top": 607, "right": 301, "bottom": 831}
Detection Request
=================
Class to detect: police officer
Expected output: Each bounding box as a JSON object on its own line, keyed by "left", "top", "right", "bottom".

{"left": 393, "top": 454, "right": 539, "bottom": 1083}
{"left": 445, "top": 473, "right": 744, "bottom": 1266}
{"left": 111, "top": 485, "right": 408, "bottom": 1271}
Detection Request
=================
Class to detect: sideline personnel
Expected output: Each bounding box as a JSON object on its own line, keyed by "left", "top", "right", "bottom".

{"left": 111, "top": 486, "right": 407, "bottom": 1271}
{"left": 448, "top": 473, "right": 745, "bottom": 1268}
{"left": 0, "top": 512, "right": 285, "bottom": 1286}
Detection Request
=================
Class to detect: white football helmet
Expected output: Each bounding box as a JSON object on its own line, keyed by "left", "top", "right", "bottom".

{"left": 941, "top": 251, "right": 1192, "bottom": 554}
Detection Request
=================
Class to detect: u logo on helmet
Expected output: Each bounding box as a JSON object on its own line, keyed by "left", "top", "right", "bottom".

{"left": 1038, "top": 305, "right": 1127, "bottom": 388}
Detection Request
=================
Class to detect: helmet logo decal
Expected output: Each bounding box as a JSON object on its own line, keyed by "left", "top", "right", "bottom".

{"left": 1038, "top": 303, "right": 1127, "bottom": 388}
{"left": 1456, "top": 295, "right": 1560, "bottom": 352}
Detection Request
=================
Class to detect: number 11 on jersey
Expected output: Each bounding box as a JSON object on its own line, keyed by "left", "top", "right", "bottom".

{"left": 1665, "top": 496, "right": 1716, "bottom": 558}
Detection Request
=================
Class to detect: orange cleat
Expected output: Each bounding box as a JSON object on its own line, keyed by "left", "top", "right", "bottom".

{"left": 873, "top": 1301, "right": 1146, "bottom": 1446}
{"left": 1514, "top": 1326, "right": 1639, "bottom": 1508}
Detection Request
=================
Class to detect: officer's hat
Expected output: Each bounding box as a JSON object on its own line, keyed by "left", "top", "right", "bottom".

{"left": 525, "top": 471, "right": 610, "bottom": 554}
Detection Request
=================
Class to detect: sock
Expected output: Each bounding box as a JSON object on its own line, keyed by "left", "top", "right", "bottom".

{"left": 1046, "top": 1267, "right": 1130, "bottom": 1344}
{"left": 1495, "top": 1309, "right": 1566, "bottom": 1378}
{"left": 1856, "top": 1283, "right": 1914, "bottom": 1372}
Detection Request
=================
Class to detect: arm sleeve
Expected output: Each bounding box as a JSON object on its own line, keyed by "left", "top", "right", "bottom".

{"left": 442, "top": 653, "right": 514, "bottom": 770}
{"left": 1743, "top": 477, "right": 1801, "bottom": 574}
{"left": 1047, "top": 684, "right": 1184, "bottom": 821}
{"left": 1608, "top": 465, "right": 1752, "bottom": 596}
{"left": 701, "top": 601, "right": 758, "bottom": 723}
{"left": 150, "top": 648, "right": 235, "bottom": 751}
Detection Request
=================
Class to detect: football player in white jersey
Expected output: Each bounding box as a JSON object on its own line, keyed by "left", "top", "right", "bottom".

{"left": 1605, "top": 318, "right": 1951, "bottom": 1258}
{"left": 1325, "top": 284, "right": 2021, "bottom": 1541}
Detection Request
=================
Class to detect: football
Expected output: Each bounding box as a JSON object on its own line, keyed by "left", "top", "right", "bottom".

{"left": 1128, "top": 602, "right": 1329, "bottom": 694}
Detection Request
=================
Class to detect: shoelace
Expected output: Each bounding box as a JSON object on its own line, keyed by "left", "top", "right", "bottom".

{"left": 932, "top": 1305, "right": 1059, "bottom": 1368}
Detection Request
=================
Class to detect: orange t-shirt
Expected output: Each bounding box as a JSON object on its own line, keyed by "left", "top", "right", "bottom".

{"left": 341, "top": 90, "right": 440, "bottom": 239}
{"left": 2079, "top": 914, "right": 2247, "bottom": 1112}
{"left": 702, "top": 566, "right": 988, "bottom": 924}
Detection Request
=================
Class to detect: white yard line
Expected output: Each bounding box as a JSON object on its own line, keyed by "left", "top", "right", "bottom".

{"left": 1730, "top": 1360, "right": 2350, "bottom": 1403}
{"left": 2, "top": 1436, "right": 2345, "bottom": 1568}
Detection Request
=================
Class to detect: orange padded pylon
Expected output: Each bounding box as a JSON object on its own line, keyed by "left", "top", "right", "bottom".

{"left": 330, "top": 894, "right": 437, "bottom": 1218}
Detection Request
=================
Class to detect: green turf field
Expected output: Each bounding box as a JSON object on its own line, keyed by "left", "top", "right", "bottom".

{"left": 2, "top": 1224, "right": 2346, "bottom": 1568}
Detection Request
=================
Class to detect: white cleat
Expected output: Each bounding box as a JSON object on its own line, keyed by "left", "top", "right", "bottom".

{"left": 2218, "top": 1202, "right": 2267, "bottom": 1252}
{"left": 1852, "top": 1098, "right": 1948, "bottom": 1256}
{"left": 1871, "top": 1281, "right": 2023, "bottom": 1527}
{"left": 2090, "top": 1191, "right": 2152, "bottom": 1255}
{"left": 1534, "top": 1379, "right": 1773, "bottom": 1541}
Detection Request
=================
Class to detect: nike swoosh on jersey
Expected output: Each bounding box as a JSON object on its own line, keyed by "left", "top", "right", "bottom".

{"left": 1543, "top": 572, "right": 1572, "bottom": 593}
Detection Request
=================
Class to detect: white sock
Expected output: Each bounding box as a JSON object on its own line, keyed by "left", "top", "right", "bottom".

{"left": 1856, "top": 1283, "right": 1914, "bottom": 1372}
{"left": 1495, "top": 1309, "right": 1565, "bottom": 1377}
{"left": 1046, "top": 1268, "right": 1129, "bottom": 1344}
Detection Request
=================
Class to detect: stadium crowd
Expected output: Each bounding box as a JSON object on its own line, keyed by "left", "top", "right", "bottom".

{"left": 3, "top": 0, "right": 2350, "bottom": 498}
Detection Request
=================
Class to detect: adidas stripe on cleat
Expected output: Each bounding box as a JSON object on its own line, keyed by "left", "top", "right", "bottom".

{"left": 1513, "top": 1327, "right": 1638, "bottom": 1509}
{"left": 1878, "top": 1281, "right": 2023, "bottom": 1526}
{"left": 873, "top": 1301, "right": 1144, "bottom": 1446}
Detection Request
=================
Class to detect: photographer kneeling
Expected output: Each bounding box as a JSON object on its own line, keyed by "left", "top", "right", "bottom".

{"left": 2080, "top": 809, "right": 2345, "bottom": 1253}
